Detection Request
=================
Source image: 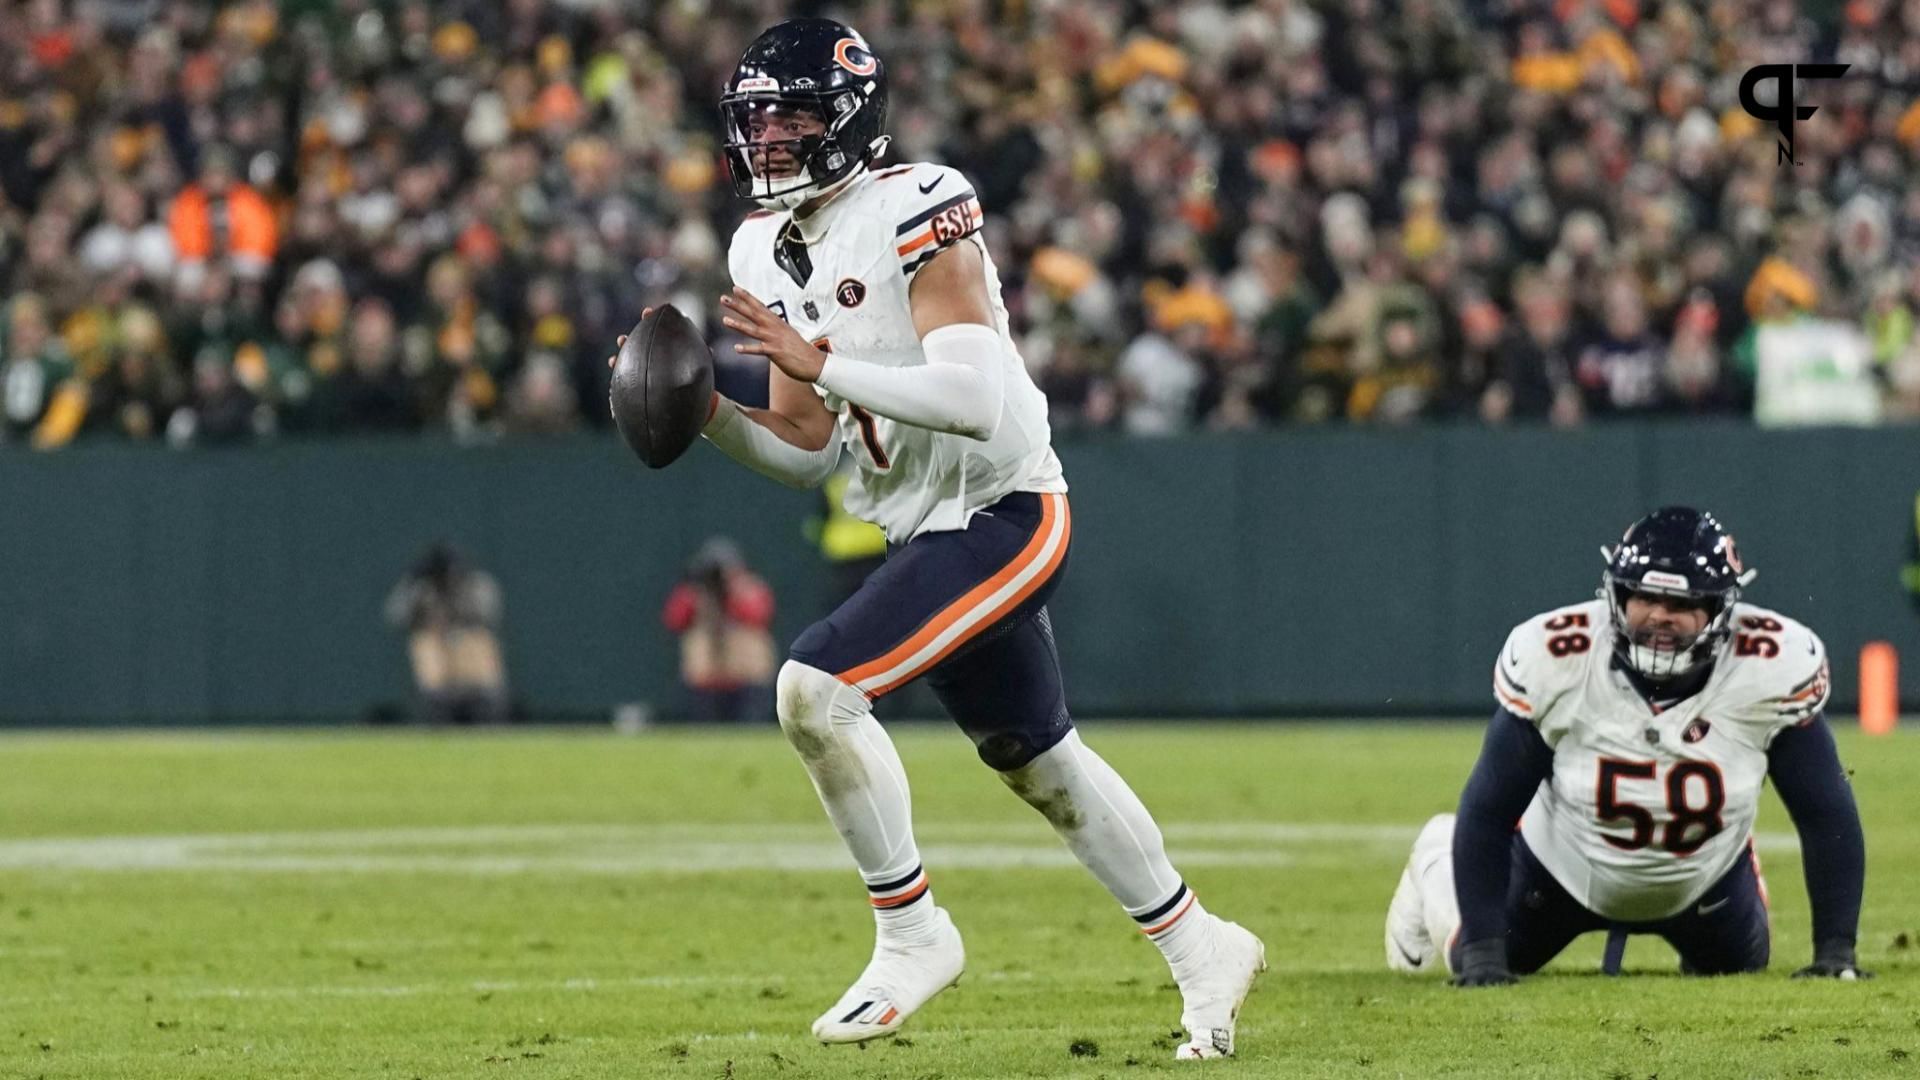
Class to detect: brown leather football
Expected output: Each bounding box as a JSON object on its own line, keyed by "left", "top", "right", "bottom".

{"left": 609, "top": 304, "right": 715, "bottom": 469}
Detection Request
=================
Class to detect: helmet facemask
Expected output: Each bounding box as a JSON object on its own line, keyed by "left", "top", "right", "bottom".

{"left": 720, "top": 89, "right": 885, "bottom": 211}
{"left": 1601, "top": 572, "right": 1739, "bottom": 681}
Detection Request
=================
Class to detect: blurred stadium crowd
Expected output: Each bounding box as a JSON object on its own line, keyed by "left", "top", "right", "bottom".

{"left": 1, "top": 0, "right": 1918, "bottom": 448}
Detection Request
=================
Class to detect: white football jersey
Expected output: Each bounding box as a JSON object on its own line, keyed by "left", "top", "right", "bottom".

{"left": 727, "top": 162, "right": 1066, "bottom": 544}
{"left": 1493, "top": 598, "right": 1830, "bottom": 921}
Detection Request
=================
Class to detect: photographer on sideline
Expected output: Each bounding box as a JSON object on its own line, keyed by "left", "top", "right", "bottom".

{"left": 385, "top": 542, "right": 509, "bottom": 725}
{"left": 662, "top": 538, "right": 775, "bottom": 723}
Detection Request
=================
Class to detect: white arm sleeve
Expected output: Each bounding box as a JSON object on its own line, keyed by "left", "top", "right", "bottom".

{"left": 814, "top": 323, "right": 1004, "bottom": 441}
{"left": 701, "top": 396, "right": 842, "bottom": 489}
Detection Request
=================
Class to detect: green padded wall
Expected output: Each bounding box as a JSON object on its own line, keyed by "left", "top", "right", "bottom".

{"left": 2, "top": 423, "right": 1915, "bottom": 724}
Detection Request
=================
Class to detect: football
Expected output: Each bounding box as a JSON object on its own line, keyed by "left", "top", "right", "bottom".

{"left": 608, "top": 304, "right": 715, "bottom": 469}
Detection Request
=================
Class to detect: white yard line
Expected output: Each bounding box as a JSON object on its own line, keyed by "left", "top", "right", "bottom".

{"left": 0, "top": 970, "right": 1046, "bottom": 1008}
{"left": 0, "top": 821, "right": 1800, "bottom": 875}
{"left": 190, "top": 973, "right": 791, "bottom": 1000}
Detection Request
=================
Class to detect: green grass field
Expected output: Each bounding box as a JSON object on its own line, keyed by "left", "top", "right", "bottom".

{"left": 1, "top": 722, "right": 1914, "bottom": 1079}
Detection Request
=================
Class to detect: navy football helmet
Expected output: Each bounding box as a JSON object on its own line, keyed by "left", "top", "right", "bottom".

{"left": 1600, "top": 507, "right": 1758, "bottom": 680}
{"left": 719, "top": 19, "right": 890, "bottom": 211}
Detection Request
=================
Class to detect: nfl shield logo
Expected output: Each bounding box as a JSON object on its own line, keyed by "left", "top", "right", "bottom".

{"left": 803, "top": 300, "right": 819, "bottom": 320}
{"left": 836, "top": 278, "right": 867, "bottom": 308}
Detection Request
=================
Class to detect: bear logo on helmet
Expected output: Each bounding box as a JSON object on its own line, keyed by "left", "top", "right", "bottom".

{"left": 834, "top": 37, "right": 877, "bottom": 76}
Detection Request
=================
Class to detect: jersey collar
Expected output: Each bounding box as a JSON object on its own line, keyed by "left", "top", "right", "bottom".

{"left": 790, "top": 167, "right": 872, "bottom": 245}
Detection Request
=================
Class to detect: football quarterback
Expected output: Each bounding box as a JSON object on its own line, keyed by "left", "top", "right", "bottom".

{"left": 612, "top": 18, "right": 1266, "bottom": 1058}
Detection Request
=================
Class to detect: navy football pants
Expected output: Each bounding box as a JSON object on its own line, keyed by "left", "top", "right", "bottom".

{"left": 788, "top": 491, "right": 1075, "bottom": 771}
{"left": 1460, "top": 834, "right": 1772, "bottom": 975}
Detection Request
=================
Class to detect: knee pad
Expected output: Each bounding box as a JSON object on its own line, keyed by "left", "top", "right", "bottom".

{"left": 776, "top": 660, "right": 853, "bottom": 753}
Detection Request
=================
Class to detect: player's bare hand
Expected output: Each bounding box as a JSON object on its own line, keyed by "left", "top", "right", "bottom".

{"left": 720, "top": 287, "right": 825, "bottom": 383}
{"left": 604, "top": 306, "right": 663, "bottom": 368}
{"left": 605, "top": 333, "right": 629, "bottom": 370}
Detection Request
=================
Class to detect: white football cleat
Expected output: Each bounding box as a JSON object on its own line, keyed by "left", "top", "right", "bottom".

{"left": 1171, "top": 918, "right": 1267, "bottom": 1060}
{"left": 811, "top": 906, "right": 965, "bottom": 1044}
{"left": 1385, "top": 862, "right": 1434, "bottom": 972}
{"left": 1385, "top": 813, "right": 1455, "bottom": 973}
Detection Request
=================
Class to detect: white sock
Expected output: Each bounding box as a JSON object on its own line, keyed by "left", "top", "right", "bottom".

{"left": 997, "top": 730, "right": 1206, "bottom": 966}
{"left": 1135, "top": 883, "right": 1214, "bottom": 971}
{"left": 777, "top": 661, "right": 939, "bottom": 943}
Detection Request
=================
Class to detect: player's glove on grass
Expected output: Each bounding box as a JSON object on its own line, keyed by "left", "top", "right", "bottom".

{"left": 1792, "top": 939, "right": 1871, "bottom": 980}
{"left": 1450, "top": 939, "right": 1517, "bottom": 987}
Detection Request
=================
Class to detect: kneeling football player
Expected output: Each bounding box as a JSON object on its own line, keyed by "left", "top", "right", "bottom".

{"left": 1385, "top": 507, "right": 1868, "bottom": 984}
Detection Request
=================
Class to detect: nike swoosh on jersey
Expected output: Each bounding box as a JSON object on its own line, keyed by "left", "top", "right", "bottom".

{"left": 918, "top": 176, "right": 942, "bottom": 194}
{"left": 1697, "top": 896, "right": 1731, "bottom": 915}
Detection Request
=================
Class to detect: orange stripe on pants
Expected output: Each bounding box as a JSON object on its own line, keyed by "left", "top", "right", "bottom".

{"left": 837, "top": 493, "right": 1070, "bottom": 698}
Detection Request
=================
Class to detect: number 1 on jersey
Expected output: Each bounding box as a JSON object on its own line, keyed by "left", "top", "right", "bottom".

{"left": 849, "top": 405, "right": 890, "bottom": 469}
{"left": 814, "top": 337, "right": 891, "bottom": 470}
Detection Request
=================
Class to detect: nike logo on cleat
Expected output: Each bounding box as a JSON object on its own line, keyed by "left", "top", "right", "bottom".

{"left": 918, "top": 176, "right": 942, "bottom": 194}
{"left": 1395, "top": 943, "right": 1425, "bottom": 968}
